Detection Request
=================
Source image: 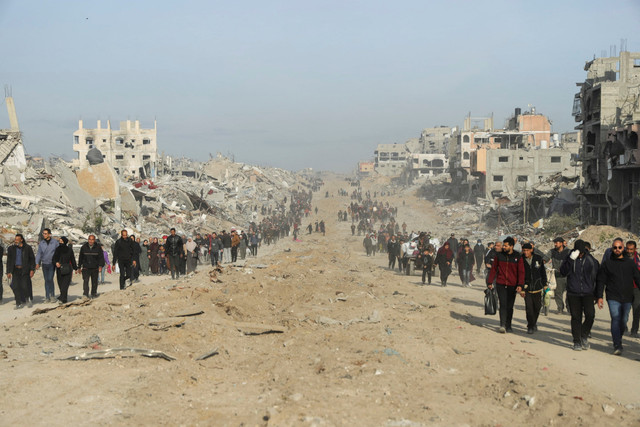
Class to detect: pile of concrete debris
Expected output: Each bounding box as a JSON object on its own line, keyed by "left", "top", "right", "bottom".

{"left": 0, "top": 152, "right": 309, "bottom": 247}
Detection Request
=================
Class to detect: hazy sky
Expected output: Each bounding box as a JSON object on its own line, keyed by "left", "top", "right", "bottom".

{"left": 1, "top": 1, "right": 639, "bottom": 172}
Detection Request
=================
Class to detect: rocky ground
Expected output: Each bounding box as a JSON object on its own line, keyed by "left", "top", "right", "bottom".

{"left": 1, "top": 176, "right": 639, "bottom": 426}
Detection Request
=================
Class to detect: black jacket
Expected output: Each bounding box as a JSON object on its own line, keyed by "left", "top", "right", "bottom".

{"left": 6, "top": 243, "right": 35, "bottom": 274}
{"left": 78, "top": 243, "right": 105, "bottom": 269}
{"left": 221, "top": 233, "right": 232, "bottom": 249}
{"left": 113, "top": 237, "right": 136, "bottom": 263}
{"left": 596, "top": 256, "right": 640, "bottom": 303}
{"left": 166, "top": 234, "right": 184, "bottom": 257}
{"left": 560, "top": 253, "right": 599, "bottom": 297}
{"left": 473, "top": 244, "right": 485, "bottom": 264}
{"left": 52, "top": 244, "right": 78, "bottom": 272}
{"left": 523, "top": 253, "right": 547, "bottom": 292}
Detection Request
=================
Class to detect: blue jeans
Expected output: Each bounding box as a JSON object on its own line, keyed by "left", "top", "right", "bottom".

{"left": 42, "top": 263, "right": 56, "bottom": 299}
{"left": 607, "top": 299, "right": 632, "bottom": 349}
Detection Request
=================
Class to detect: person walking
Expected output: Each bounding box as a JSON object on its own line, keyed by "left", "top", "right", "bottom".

{"left": 101, "top": 245, "right": 111, "bottom": 284}
{"left": 486, "top": 237, "right": 524, "bottom": 333}
{"left": 221, "top": 230, "right": 232, "bottom": 263}
{"left": 387, "top": 235, "right": 399, "bottom": 270}
{"left": 231, "top": 230, "right": 241, "bottom": 263}
{"left": 624, "top": 240, "right": 640, "bottom": 338}
{"left": 35, "top": 228, "right": 59, "bottom": 303}
{"left": 249, "top": 232, "right": 259, "bottom": 257}
{"left": 139, "top": 239, "right": 150, "bottom": 276}
{"left": 165, "top": 228, "right": 184, "bottom": 279}
{"left": 457, "top": 244, "right": 475, "bottom": 287}
{"left": 474, "top": 239, "right": 485, "bottom": 277}
{"left": 185, "top": 237, "right": 197, "bottom": 274}
{"left": 6, "top": 234, "right": 36, "bottom": 309}
{"left": 547, "top": 237, "right": 570, "bottom": 314}
{"left": 419, "top": 247, "right": 434, "bottom": 285}
{"left": 149, "top": 237, "right": 160, "bottom": 274}
{"left": 112, "top": 230, "right": 136, "bottom": 289}
{"left": 521, "top": 243, "right": 547, "bottom": 334}
{"left": 52, "top": 236, "right": 76, "bottom": 304}
{"left": 363, "top": 234, "right": 373, "bottom": 256}
{"left": 559, "top": 239, "right": 599, "bottom": 350}
{"left": 435, "top": 242, "right": 454, "bottom": 287}
{"left": 596, "top": 238, "right": 640, "bottom": 355}
{"left": 77, "top": 234, "right": 104, "bottom": 298}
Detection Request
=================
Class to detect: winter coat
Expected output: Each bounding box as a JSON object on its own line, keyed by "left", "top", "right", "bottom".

{"left": 6, "top": 243, "right": 36, "bottom": 274}
{"left": 78, "top": 243, "right": 105, "bottom": 269}
{"left": 596, "top": 255, "right": 640, "bottom": 303}
{"left": 560, "top": 253, "right": 599, "bottom": 297}
{"left": 166, "top": 235, "right": 184, "bottom": 257}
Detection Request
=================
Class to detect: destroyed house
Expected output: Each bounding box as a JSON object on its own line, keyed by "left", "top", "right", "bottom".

{"left": 574, "top": 50, "right": 640, "bottom": 231}
{"left": 72, "top": 119, "right": 158, "bottom": 178}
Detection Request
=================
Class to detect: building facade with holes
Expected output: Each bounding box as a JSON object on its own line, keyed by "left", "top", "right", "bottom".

{"left": 574, "top": 50, "right": 640, "bottom": 230}
{"left": 72, "top": 119, "right": 158, "bottom": 178}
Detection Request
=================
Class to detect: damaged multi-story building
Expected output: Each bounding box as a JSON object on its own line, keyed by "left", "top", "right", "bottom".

{"left": 458, "top": 108, "right": 579, "bottom": 199}
{"left": 72, "top": 119, "right": 158, "bottom": 178}
{"left": 574, "top": 50, "right": 640, "bottom": 231}
{"left": 0, "top": 88, "right": 27, "bottom": 171}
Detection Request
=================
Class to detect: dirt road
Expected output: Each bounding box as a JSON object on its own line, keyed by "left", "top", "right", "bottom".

{"left": 1, "top": 177, "right": 638, "bottom": 426}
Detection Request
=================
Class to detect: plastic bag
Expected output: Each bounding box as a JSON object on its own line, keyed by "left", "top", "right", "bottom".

{"left": 484, "top": 287, "right": 498, "bottom": 315}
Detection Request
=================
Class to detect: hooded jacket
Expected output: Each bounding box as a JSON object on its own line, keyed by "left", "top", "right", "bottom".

{"left": 559, "top": 252, "right": 599, "bottom": 297}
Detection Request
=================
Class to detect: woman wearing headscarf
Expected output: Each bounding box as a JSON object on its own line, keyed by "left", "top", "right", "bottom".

{"left": 149, "top": 237, "right": 159, "bottom": 274}
{"left": 435, "top": 242, "right": 454, "bottom": 287}
{"left": 186, "top": 237, "right": 198, "bottom": 274}
{"left": 457, "top": 243, "right": 475, "bottom": 287}
{"left": 52, "top": 237, "right": 77, "bottom": 304}
{"left": 139, "top": 239, "right": 150, "bottom": 276}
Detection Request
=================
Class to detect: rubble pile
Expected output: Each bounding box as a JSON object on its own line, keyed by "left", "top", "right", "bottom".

{"left": 0, "top": 154, "right": 309, "bottom": 246}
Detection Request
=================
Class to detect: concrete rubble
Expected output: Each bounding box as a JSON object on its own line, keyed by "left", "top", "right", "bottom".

{"left": 0, "top": 151, "right": 310, "bottom": 247}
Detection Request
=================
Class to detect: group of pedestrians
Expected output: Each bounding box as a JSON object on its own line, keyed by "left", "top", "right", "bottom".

{"left": 485, "top": 235, "right": 640, "bottom": 355}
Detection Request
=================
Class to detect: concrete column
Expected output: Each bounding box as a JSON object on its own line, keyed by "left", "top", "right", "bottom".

{"left": 5, "top": 97, "right": 20, "bottom": 131}
{"left": 78, "top": 119, "right": 83, "bottom": 130}
{"left": 97, "top": 119, "right": 101, "bottom": 130}
{"left": 135, "top": 120, "right": 140, "bottom": 132}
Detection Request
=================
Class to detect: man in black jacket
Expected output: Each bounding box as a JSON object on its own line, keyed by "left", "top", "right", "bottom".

{"left": 474, "top": 240, "right": 485, "bottom": 276}
{"left": 6, "top": 234, "right": 35, "bottom": 308}
{"left": 521, "top": 243, "right": 547, "bottom": 334}
{"left": 77, "top": 234, "right": 105, "bottom": 298}
{"left": 596, "top": 237, "right": 640, "bottom": 355}
{"left": 112, "top": 230, "right": 136, "bottom": 290}
{"left": 560, "top": 239, "right": 599, "bottom": 351}
{"left": 165, "top": 228, "right": 184, "bottom": 280}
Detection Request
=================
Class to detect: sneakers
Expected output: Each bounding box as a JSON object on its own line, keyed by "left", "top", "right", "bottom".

{"left": 613, "top": 347, "right": 623, "bottom": 356}
{"left": 630, "top": 331, "right": 639, "bottom": 338}
{"left": 498, "top": 326, "right": 506, "bottom": 334}
{"left": 527, "top": 328, "right": 534, "bottom": 334}
{"left": 91, "top": 294, "right": 98, "bottom": 299}
{"left": 27, "top": 300, "right": 33, "bottom": 308}
{"left": 15, "top": 304, "right": 24, "bottom": 310}
{"left": 581, "top": 338, "right": 590, "bottom": 350}
{"left": 506, "top": 327, "right": 513, "bottom": 333}
{"left": 572, "top": 343, "right": 582, "bottom": 351}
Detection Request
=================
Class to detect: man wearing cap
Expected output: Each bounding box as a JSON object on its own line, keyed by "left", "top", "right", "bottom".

{"left": 560, "top": 239, "right": 599, "bottom": 351}
{"left": 487, "top": 237, "right": 524, "bottom": 333}
{"left": 596, "top": 237, "right": 640, "bottom": 355}
{"left": 521, "top": 242, "right": 547, "bottom": 334}
{"left": 547, "top": 237, "right": 570, "bottom": 314}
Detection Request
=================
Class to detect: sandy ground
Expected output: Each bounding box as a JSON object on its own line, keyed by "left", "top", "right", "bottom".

{"left": 1, "top": 176, "right": 639, "bottom": 426}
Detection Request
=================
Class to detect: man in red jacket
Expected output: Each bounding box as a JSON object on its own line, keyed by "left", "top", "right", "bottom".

{"left": 487, "top": 237, "right": 525, "bottom": 333}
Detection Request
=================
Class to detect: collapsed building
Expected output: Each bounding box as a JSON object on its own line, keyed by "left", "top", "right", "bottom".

{"left": 72, "top": 119, "right": 159, "bottom": 178}
{"left": 0, "top": 93, "right": 310, "bottom": 247}
{"left": 574, "top": 50, "right": 640, "bottom": 232}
